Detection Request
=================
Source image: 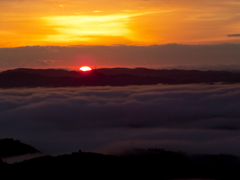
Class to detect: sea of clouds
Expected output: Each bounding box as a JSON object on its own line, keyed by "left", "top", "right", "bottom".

{"left": 1, "top": 84, "right": 240, "bottom": 156}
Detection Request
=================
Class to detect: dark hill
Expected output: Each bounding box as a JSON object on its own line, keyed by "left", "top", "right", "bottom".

{"left": 0, "top": 138, "right": 40, "bottom": 158}
{"left": 3, "top": 148, "right": 240, "bottom": 179}
{"left": 1, "top": 68, "right": 82, "bottom": 77}
{"left": 1, "top": 68, "right": 240, "bottom": 88}
{"left": 0, "top": 138, "right": 239, "bottom": 179}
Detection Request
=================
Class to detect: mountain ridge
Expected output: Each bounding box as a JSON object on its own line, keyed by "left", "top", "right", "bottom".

{"left": 1, "top": 138, "right": 240, "bottom": 179}
{"left": 0, "top": 138, "right": 40, "bottom": 158}
{"left": 0, "top": 68, "right": 240, "bottom": 88}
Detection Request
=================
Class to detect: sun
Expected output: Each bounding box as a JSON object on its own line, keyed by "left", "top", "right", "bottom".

{"left": 80, "top": 66, "right": 92, "bottom": 71}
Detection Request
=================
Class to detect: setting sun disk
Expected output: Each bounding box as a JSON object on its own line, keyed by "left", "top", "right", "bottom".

{"left": 80, "top": 66, "right": 92, "bottom": 71}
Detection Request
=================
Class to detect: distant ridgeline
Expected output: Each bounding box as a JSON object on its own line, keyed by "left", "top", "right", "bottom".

{"left": 0, "top": 68, "right": 240, "bottom": 88}
{"left": 0, "top": 138, "right": 240, "bottom": 179}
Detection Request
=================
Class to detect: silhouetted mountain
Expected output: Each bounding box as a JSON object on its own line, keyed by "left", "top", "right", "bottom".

{"left": 2, "top": 147, "right": 240, "bottom": 179}
{"left": 0, "top": 138, "right": 40, "bottom": 158}
{"left": 1, "top": 68, "right": 240, "bottom": 88}
{"left": 1, "top": 68, "right": 82, "bottom": 77}
{"left": 0, "top": 138, "right": 239, "bottom": 179}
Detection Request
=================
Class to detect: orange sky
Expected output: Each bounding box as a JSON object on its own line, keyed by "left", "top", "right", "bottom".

{"left": 1, "top": 0, "right": 240, "bottom": 48}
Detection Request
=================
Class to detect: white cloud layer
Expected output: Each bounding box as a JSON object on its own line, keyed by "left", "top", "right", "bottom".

{"left": 1, "top": 84, "right": 240, "bottom": 156}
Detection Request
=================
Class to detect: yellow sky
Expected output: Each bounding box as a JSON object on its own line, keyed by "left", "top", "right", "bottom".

{"left": 1, "top": 0, "right": 240, "bottom": 47}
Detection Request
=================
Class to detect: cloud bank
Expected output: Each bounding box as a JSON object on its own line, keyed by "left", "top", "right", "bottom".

{"left": 1, "top": 84, "right": 240, "bottom": 156}
{"left": 1, "top": 44, "right": 240, "bottom": 70}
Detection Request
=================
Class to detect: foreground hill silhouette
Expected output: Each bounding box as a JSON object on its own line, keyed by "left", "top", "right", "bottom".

{"left": 1, "top": 139, "right": 240, "bottom": 179}
{"left": 0, "top": 138, "right": 40, "bottom": 158}
{"left": 1, "top": 68, "right": 240, "bottom": 88}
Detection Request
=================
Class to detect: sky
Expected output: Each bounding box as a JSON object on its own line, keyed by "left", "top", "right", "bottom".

{"left": 1, "top": 84, "right": 240, "bottom": 156}
{"left": 1, "top": 0, "right": 240, "bottom": 47}
{"left": 1, "top": 0, "right": 240, "bottom": 70}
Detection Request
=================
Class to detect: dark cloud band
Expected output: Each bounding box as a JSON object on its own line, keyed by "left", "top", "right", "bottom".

{"left": 1, "top": 44, "right": 240, "bottom": 70}
{"left": 227, "top": 34, "right": 240, "bottom": 37}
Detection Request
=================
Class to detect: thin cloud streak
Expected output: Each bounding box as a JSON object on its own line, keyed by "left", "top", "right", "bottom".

{"left": 228, "top": 34, "right": 240, "bottom": 37}
{"left": 1, "top": 84, "right": 240, "bottom": 155}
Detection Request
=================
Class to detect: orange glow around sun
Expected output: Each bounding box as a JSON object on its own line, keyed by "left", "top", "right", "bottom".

{"left": 1, "top": 0, "right": 240, "bottom": 47}
{"left": 80, "top": 66, "right": 92, "bottom": 71}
